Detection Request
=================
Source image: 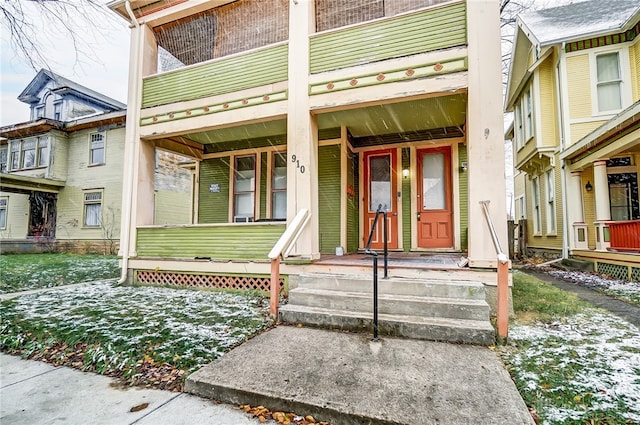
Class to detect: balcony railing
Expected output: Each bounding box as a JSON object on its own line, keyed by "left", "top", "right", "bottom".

{"left": 608, "top": 220, "right": 640, "bottom": 252}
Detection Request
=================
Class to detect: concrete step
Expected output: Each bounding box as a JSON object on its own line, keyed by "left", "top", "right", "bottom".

{"left": 279, "top": 305, "right": 495, "bottom": 345}
{"left": 288, "top": 287, "right": 490, "bottom": 321}
{"left": 294, "top": 273, "right": 486, "bottom": 300}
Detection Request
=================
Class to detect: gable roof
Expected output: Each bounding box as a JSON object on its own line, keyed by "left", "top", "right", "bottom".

{"left": 17, "top": 69, "right": 126, "bottom": 111}
{"left": 518, "top": 0, "right": 640, "bottom": 47}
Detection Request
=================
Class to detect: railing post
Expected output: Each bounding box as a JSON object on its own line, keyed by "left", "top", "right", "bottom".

{"left": 497, "top": 255, "right": 509, "bottom": 340}
{"left": 270, "top": 257, "right": 280, "bottom": 318}
{"left": 382, "top": 209, "right": 388, "bottom": 279}
{"left": 372, "top": 255, "right": 379, "bottom": 341}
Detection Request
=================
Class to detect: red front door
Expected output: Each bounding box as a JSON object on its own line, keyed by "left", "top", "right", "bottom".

{"left": 417, "top": 147, "right": 453, "bottom": 249}
{"left": 363, "top": 149, "right": 399, "bottom": 250}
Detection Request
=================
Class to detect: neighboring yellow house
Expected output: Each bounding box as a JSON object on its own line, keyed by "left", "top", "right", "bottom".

{"left": 0, "top": 69, "right": 191, "bottom": 254}
{"left": 506, "top": 0, "right": 640, "bottom": 280}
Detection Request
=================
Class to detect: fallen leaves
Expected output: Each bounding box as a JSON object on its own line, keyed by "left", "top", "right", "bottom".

{"left": 130, "top": 403, "right": 149, "bottom": 412}
{"left": 240, "top": 405, "right": 330, "bottom": 425}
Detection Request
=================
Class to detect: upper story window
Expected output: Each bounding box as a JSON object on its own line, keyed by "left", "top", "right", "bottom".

{"left": 89, "top": 132, "right": 105, "bottom": 166}
{"left": 35, "top": 106, "right": 45, "bottom": 119}
{"left": 596, "top": 52, "right": 622, "bottom": 112}
{"left": 0, "top": 147, "right": 7, "bottom": 173}
{"left": 532, "top": 176, "right": 541, "bottom": 235}
{"left": 514, "top": 86, "right": 534, "bottom": 149}
{"left": 8, "top": 137, "right": 49, "bottom": 171}
{"left": 53, "top": 102, "right": 62, "bottom": 120}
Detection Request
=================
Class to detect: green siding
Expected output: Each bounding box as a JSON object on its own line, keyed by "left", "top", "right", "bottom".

{"left": 136, "top": 224, "right": 285, "bottom": 260}
{"left": 347, "top": 149, "right": 359, "bottom": 253}
{"left": 260, "top": 152, "right": 268, "bottom": 219}
{"left": 142, "top": 44, "right": 288, "bottom": 108}
{"left": 402, "top": 148, "right": 411, "bottom": 252}
{"left": 310, "top": 3, "right": 467, "bottom": 73}
{"left": 458, "top": 144, "right": 468, "bottom": 251}
{"left": 199, "top": 157, "right": 230, "bottom": 223}
{"left": 318, "top": 145, "right": 341, "bottom": 253}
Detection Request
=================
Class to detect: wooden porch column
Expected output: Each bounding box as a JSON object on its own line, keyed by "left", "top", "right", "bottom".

{"left": 568, "top": 170, "right": 587, "bottom": 249}
{"left": 466, "top": 1, "right": 507, "bottom": 268}
{"left": 593, "top": 160, "right": 611, "bottom": 251}
{"left": 286, "top": 0, "right": 319, "bottom": 260}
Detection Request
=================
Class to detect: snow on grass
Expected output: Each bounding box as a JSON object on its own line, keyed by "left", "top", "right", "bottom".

{"left": 0, "top": 254, "right": 120, "bottom": 293}
{"left": 500, "top": 312, "right": 640, "bottom": 424}
{"left": 548, "top": 269, "right": 640, "bottom": 306}
{"left": 0, "top": 281, "right": 273, "bottom": 376}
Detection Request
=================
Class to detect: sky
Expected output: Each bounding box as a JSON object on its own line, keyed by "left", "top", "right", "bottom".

{"left": 0, "top": 2, "right": 130, "bottom": 126}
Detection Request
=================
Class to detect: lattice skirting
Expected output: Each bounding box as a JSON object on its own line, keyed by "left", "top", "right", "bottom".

{"left": 136, "top": 270, "right": 286, "bottom": 293}
{"left": 596, "top": 262, "right": 640, "bottom": 282}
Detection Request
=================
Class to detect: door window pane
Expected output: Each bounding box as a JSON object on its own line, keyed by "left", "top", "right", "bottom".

{"left": 271, "top": 152, "right": 286, "bottom": 219}
{"left": 369, "top": 155, "right": 391, "bottom": 211}
{"left": 422, "top": 153, "right": 445, "bottom": 210}
{"left": 234, "top": 155, "right": 255, "bottom": 220}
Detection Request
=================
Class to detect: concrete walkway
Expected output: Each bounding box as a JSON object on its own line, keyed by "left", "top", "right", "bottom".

{"left": 521, "top": 268, "right": 640, "bottom": 327}
{"left": 187, "top": 326, "right": 534, "bottom": 425}
{"left": 0, "top": 354, "right": 270, "bottom": 425}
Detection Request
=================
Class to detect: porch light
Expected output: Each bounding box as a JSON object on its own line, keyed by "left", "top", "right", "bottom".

{"left": 585, "top": 181, "right": 593, "bottom": 192}
{"left": 402, "top": 168, "right": 410, "bottom": 179}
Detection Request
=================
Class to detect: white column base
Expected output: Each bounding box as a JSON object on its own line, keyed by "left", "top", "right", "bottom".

{"left": 594, "top": 221, "right": 610, "bottom": 251}
{"left": 573, "top": 222, "right": 588, "bottom": 250}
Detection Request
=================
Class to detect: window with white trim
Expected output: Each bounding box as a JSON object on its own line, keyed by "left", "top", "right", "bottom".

{"left": 9, "top": 143, "right": 19, "bottom": 170}
{"left": 515, "top": 195, "right": 525, "bottom": 221}
{"left": 233, "top": 155, "right": 255, "bottom": 222}
{"left": 0, "top": 147, "right": 7, "bottom": 173}
{"left": 595, "top": 52, "right": 622, "bottom": 113}
{"left": 89, "top": 132, "right": 105, "bottom": 165}
{"left": 0, "top": 198, "right": 7, "bottom": 229}
{"left": 524, "top": 88, "right": 533, "bottom": 140}
{"left": 53, "top": 102, "right": 62, "bottom": 120}
{"left": 35, "top": 106, "right": 45, "bottom": 119}
{"left": 7, "top": 137, "right": 50, "bottom": 171}
{"left": 271, "top": 152, "right": 287, "bottom": 219}
{"left": 532, "top": 176, "right": 541, "bottom": 234}
{"left": 515, "top": 103, "right": 524, "bottom": 150}
{"left": 37, "top": 136, "right": 49, "bottom": 167}
{"left": 514, "top": 85, "right": 534, "bottom": 148}
{"left": 21, "top": 140, "right": 36, "bottom": 169}
{"left": 545, "top": 169, "right": 556, "bottom": 233}
{"left": 83, "top": 191, "right": 102, "bottom": 227}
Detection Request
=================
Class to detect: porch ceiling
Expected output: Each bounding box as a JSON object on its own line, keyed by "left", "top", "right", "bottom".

{"left": 185, "top": 94, "right": 467, "bottom": 146}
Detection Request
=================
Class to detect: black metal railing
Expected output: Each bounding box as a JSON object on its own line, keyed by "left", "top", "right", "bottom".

{"left": 364, "top": 203, "right": 389, "bottom": 341}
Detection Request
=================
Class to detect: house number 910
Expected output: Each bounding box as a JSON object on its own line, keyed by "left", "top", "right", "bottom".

{"left": 291, "top": 154, "right": 306, "bottom": 174}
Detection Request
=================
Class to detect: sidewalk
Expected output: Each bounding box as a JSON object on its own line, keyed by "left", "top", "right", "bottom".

{"left": 520, "top": 268, "right": 640, "bottom": 327}
{"left": 0, "top": 354, "right": 269, "bottom": 425}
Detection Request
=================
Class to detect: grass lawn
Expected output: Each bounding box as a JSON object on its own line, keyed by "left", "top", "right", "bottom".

{"left": 0, "top": 281, "right": 273, "bottom": 390}
{"left": 0, "top": 253, "right": 119, "bottom": 293}
{"left": 499, "top": 271, "right": 640, "bottom": 425}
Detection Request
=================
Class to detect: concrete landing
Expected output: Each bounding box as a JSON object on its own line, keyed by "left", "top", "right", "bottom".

{"left": 186, "top": 326, "right": 534, "bottom": 425}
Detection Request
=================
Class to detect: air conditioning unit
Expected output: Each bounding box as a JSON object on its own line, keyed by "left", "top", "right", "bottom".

{"left": 234, "top": 216, "right": 254, "bottom": 223}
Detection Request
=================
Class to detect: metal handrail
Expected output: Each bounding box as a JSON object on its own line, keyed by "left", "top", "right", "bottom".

{"left": 480, "top": 200, "right": 509, "bottom": 340}
{"left": 364, "top": 203, "right": 389, "bottom": 341}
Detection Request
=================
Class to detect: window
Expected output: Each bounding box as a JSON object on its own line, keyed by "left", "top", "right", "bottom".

{"left": 515, "top": 103, "right": 524, "bottom": 150}
{"left": 35, "top": 106, "right": 45, "bottom": 119}
{"left": 0, "top": 198, "right": 7, "bottom": 229}
{"left": 515, "top": 196, "right": 526, "bottom": 221}
{"left": 532, "top": 176, "right": 541, "bottom": 234}
{"left": 37, "top": 136, "right": 49, "bottom": 167}
{"left": 546, "top": 169, "right": 556, "bottom": 233}
{"left": 596, "top": 52, "right": 622, "bottom": 113}
{"left": 21, "top": 140, "right": 36, "bottom": 169}
{"left": 53, "top": 103, "right": 62, "bottom": 120}
{"left": 271, "top": 152, "right": 287, "bottom": 219}
{"left": 10, "top": 143, "right": 19, "bottom": 170}
{"left": 233, "top": 155, "right": 255, "bottom": 222}
{"left": 524, "top": 89, "right": 533, "bottom": 140}
{"left": 83, "top": 191, "right": 102, "bottom": 227}
{"left": 0, "top": 147, "right": 7, "bottom": 173}
{"left": 89, "top": 132, "right": 105, "bottom": 165}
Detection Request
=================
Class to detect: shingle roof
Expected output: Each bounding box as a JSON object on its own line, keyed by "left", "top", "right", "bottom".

{"left": 519, "top": 0, "right": 640, "bottom": 46}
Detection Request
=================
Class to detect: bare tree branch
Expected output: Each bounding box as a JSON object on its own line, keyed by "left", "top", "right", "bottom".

{"left": 0, "top": 0, "right": 125, "bottom": 73}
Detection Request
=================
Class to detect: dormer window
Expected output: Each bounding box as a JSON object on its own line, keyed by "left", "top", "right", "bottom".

{"left": 53, "top": 102, "right": 62, "bottom": 120}
{"left": 35, "top": 106, "right": 45, "bottom": 119}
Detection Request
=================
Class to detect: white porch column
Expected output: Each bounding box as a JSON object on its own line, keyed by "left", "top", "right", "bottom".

{"left": 568, "top": 170, "right": 588, "bottom": 249}
{"left": 466, "top": 1, "right": 508, "bottom": 268}
{"left": 593, "top": 159, "right": 610, "bottom": 250}
{"left": 286, "top": 0, "right": 319, "bottom": 259}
